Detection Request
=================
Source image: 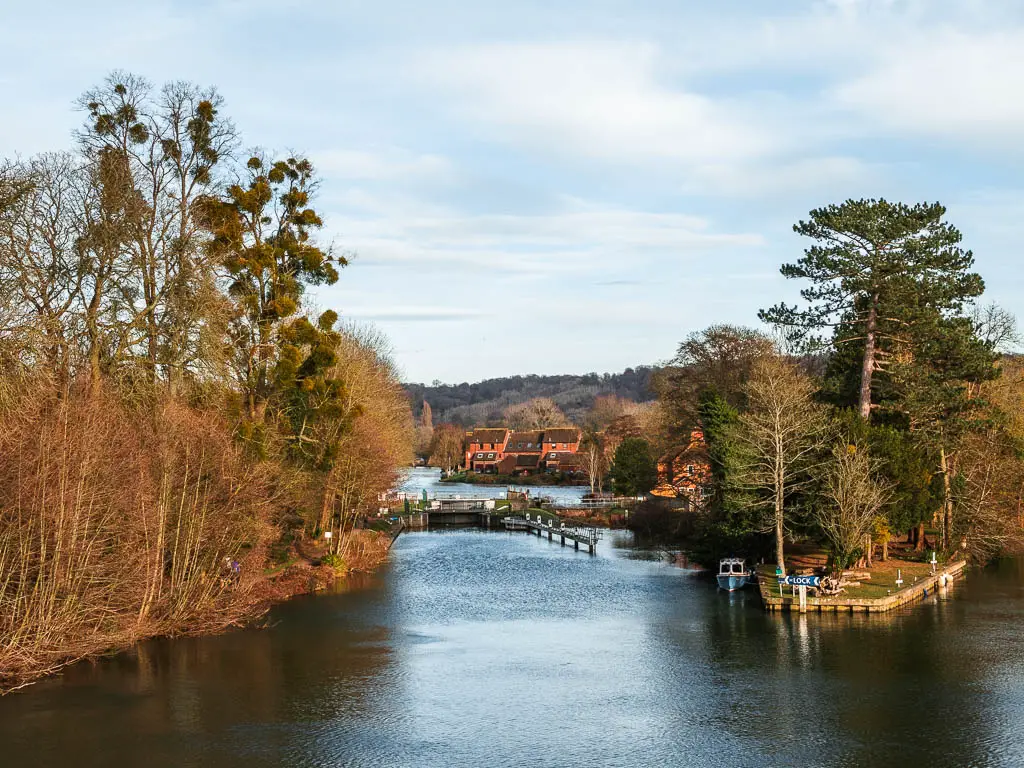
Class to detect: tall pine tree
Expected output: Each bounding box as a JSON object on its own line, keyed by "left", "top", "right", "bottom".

{"left": 761, "top": 199, "right": 984, "bottom": 420}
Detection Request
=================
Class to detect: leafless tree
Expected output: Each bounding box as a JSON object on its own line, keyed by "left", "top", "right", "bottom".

{"left": 503, "top": 397, "right": 568, "bottom": 430}
{"left": 732, "top": 355, "right": 833, "bottom": 575}
{"left": 813, "top": 445, "right": 890, "bottom": 578}
{"left": 428, "top": 424, "right": 464, "bottom": 474}
{"left": 579, "top": 432, "right": 608, "bottom": 495}
{"left": 971, "top": 302, "right": 1019, "bottom": 353}
{"left": 655, "top": 324, "right": 774, "bottom": 435}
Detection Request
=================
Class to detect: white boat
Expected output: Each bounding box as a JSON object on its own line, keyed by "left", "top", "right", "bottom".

{"left": 717, "top": 558, "right": 752, "bottom": 591}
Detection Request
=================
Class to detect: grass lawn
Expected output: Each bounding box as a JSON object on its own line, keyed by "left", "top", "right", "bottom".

{"left": 756, "top": 546, "right": 945, "bottom": 600}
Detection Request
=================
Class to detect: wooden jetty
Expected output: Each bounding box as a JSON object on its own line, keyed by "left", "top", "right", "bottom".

{"left": 502, "top": 515, "right": 602, "bottom": 555}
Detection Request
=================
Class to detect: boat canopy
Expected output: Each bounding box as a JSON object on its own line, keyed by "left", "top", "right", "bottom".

{"left": 719, "top": 558, "right": 747, "bottom": 575}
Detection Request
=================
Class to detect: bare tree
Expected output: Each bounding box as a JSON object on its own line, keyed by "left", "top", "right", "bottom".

{"left": 733, "top": 356, "right": 833, "bottom": 575}
{"left": 814, "top": 445, "right": 890, "bottom": 579}
{"left": 503, "top": 397, "right": 567, "bottom": 430}
{"left": 76, "top": 73, "right": 237, "bottom": 391}
{"left": 0, "top": 154, "right": 88, "bottom": 381}
{"left": 579, "top": 432, "right": 608, "bottom": 495}
{"left": 971, "top": 302, "right": 1019, "bottom": 353}
{"left": 655, "top": 324, "right": 774, "bottom": 436}
{"left": 428, "top": 424, "right": 464, "bottom": 474}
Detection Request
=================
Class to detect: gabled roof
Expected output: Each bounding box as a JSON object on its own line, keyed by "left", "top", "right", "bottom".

{"left": 548, "top": 452, "right": 583, "bottom": 468}
{"left": 541, "top": 427, "right": 580, "bottom": 443}
{"left": 515, "top": 454, "right": 541, "bottom": 468}
{"left": 508, "top": 430, "right": 544, "bottom": 450}
{"left": 468, "top": 428, "right": 510, "bottom": 444}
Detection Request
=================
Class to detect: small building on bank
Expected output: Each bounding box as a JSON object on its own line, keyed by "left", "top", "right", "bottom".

{"left": 654, "top": 428, "right": 712, "bottom": 506}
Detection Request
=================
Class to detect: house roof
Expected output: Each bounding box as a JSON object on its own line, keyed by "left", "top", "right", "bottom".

{"left": 548, "top": 452, "right": 583, "bottom": 468}
{"left": 468, "top": 428, "right": 509, "bottom": 444}
{"left": 515, "top": 454, "right": 541, "bottom": 468}
{"left": 541, "top": 427, "right": 580, "bottom": 443}
{"left": 508, "top": 430, "right": 544, "bottom": 450}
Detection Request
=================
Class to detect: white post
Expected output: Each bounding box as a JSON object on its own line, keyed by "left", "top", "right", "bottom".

{"left": 798, "top": 585, "right": 808, "bottom": 613}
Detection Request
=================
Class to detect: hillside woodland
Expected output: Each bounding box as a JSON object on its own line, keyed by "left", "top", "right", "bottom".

{"left": 405, "top": 367, "right": 655, "bottom": 427}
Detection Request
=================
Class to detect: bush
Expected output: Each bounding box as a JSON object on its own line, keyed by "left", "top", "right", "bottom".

{"left": 320, "top": 553, "right": 347, "bottom": 571}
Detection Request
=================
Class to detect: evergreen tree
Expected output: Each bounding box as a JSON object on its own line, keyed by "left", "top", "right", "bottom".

{"left": 198, "top": 155, "right": 343, "bottom": 444}
{"left": 761, "top": 199, "right": 984, "bottom": 420}
{"left": 609, "top": 438, "right": 658, "bottom": 496}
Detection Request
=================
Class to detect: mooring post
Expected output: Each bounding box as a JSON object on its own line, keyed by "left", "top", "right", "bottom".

{"left": 574, "top": 540, "right": 579, "bottom": 550}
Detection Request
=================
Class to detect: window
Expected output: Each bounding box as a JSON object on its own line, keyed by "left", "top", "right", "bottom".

{"left": 476, "top": 453, "right": 484, "bottom": 459}
{"left": 687, "top": 465, "right": 695, "bottom": 474}
{"left": 550, "top": 453, "right": 557, "bottom": 458}
{"left": 560, "top": 443, "right": 566, "bottom": 449}
{"left": 487, "top": 453, "right": 495, "bottom": 459}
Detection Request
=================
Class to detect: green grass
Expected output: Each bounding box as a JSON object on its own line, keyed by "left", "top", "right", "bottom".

{"left": 757, "top": 558, "right": 940, "bottom": 600}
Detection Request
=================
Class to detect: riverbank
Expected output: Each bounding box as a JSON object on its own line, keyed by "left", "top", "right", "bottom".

{"left": 0, "top": 527, "right": 396, "bottom": 695}
{"left": 440, "top": 470, "right": 587, "bottom": 487}
{"left": 756, "top": 558, "right": 968, "bottom": 613}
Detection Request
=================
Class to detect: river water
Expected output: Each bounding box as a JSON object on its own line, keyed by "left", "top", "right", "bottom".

{"left": 2, "top": 530, "right": 1023, "bottom": 768}
{"left": 398, "top": 466, "right": 591, "bottom": 505}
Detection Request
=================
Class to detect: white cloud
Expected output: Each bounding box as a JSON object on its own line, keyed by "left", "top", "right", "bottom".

{"left": 832, "top": 29, "right": 1024, "bottom": 144}
{"left": 326, "top": 203, "right": 764, "bottom": 276}
{"left": 417, "top": 41, "right": 777, "bottom": 166}
{"left": 343, "top": 306, "right": 484, "bottom": 322}
{"left": 313, "top": 148, "right": 454, "bottom": 182}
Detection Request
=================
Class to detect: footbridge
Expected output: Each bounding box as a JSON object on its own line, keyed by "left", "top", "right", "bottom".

{"left": 502, "top": 514, "right": 602, "bottom": 555}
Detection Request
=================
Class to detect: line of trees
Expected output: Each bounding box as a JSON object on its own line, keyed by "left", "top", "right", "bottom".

{"left": 0, "top": 73, "right": 413, "bottom": 690}
{"left": 656, "top": 199, "right": 1024, "bottom": 576}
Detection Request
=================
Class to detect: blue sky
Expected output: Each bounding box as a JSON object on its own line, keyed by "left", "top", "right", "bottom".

{"left": 4, "top": 0, "right": 1024, "bottom": 383}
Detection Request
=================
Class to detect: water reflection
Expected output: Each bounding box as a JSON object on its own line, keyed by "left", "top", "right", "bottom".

{"left": 0, "top": 533, "right": 1022, "bottom": 767}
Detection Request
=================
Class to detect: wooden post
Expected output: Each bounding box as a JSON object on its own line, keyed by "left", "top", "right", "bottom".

{"left": 798, "top": 585, "right": 807, "bottom": 613}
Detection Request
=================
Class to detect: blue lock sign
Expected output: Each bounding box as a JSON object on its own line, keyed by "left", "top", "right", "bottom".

{"left": 778, "top": 575, "right": 821, "bottom": 587}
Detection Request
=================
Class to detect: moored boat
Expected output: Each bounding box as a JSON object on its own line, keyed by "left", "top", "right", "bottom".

{"left": 717, "top": 558, "right": 751, "bottom": 591}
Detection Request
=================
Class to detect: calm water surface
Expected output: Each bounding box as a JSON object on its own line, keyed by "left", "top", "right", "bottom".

{"left": 2, "top": 530, "right": 1023, "bottom": 768}
{"left": 398, "top": 466, "right": 591, "bottom": 505}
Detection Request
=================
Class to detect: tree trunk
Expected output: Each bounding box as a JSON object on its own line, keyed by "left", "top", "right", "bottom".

{"left": 775, "top": 494, "right": 785, "bottom": 577}
{"left": 865, "top": 533, "right": 873, "bottom": 567}
{"left": 882, "top": 538, "right": 888, "bottom": 561}
{"left": 915, "top": 521, "right": 926, "bottom": 552}
{"left": 858, "top": 294, "right": 879, "bottom": 420}
{"left": 939, "top": 446, "right": 953, "bottom": 552}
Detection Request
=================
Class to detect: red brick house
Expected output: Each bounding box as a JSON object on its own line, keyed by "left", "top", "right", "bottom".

{"left": 464, "top": 426, "right": 582, "bottom": 475}
{"left": 464, "top": 428, "right": 511, "bottom": 472}
{"left": 654, "top": 429, "right": 712, "bottom": 506}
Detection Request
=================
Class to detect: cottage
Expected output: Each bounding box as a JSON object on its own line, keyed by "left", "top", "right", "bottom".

{"left": 654, "top": 428, "right": 712, "bottom": 506}
{"left": 464, "top": 428, "right": 511, "bottom": 472}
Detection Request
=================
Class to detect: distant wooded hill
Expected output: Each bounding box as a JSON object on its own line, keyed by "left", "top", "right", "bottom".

{"left": 404, "top": 367, "right": 657, "bottom": 427}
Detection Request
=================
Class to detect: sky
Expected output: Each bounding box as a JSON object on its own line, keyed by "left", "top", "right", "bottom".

{"left": 3, "top": 0, "right": 1024, "bottom": 383}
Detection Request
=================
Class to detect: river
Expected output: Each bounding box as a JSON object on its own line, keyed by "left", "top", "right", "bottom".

{"left": 1, "top": 530, "right": 1023, "bottom": 767}
{"left": 398, "top": 466, "right": 592, "bottom": 505}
